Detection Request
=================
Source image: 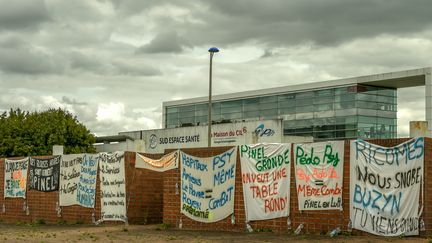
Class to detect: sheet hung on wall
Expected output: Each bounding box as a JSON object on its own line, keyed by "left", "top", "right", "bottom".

{"left": 29, "top": 156, "right": 61, "bottom": 192}
{"left": 4, "top": 158, "right": 29, "bottom": 198}
{"left": 59, "top": 154, "right": 99, "bottom": 207}
{"left": 294, "top": 141, "right": 344, "bottom": 210}
{"left": 240, "top": 143, "right": 291, "bottom": 221}
{"left": 135, "top": 150, "right": 179, "bottom": 172}
{"left": 180, "top": 148, "right": 237, "bottom": 223}
{"left": 99, "top": 152, "right": 127, "bottom": 222}
{"left": 350, "top": 138, "right": 424, "bottom": 236}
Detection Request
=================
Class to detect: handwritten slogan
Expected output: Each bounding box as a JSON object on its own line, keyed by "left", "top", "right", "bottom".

{"left": 135, "top": 150, "right": 179, "bottom": 172}
{"left": 294, "top": 141, "right": 344, "bottom": 210}
{"left": 29, "top": 156, "right": 61, "bottom": 192}
{"left": 240, "top": 143, "right": 291, "bottom": 221}
{"left": 99, "top": 152, "right": 127, "bottom": 222}
{"left": 4, "top": 158, "right": 29, "bottom": 198}
{"left": 180, "top": 148, "right": 237, "bottom": 223}
{"left": 59, "top": 154, "right": 99, "bottom": 208}
{"left": 350, "top": 138, "right": 424, "bottom": 236}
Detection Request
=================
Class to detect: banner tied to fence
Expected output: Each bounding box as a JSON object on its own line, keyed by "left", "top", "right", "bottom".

{"left": 99, "top": 152, "right": 127, "bottom": 222}
{"left": 135, "top": 150, "right": 179, "bottom": 172}
{"left": 29, "top": 156, "right": 61, "bottom": 192}
{"left": 350, "top": 138, "right": 424, "bottom": 236}
{"left": 294, "top": 141, "right": 344, "bottom": 210}
{"left": 240, "top": 143, "right": 291, "bottom": 221}
{"left": 59, "top": 154, "right": 99, "bottom": 208}
{"left": 4, "top": 158, "right": 29, "bottom": 198}
{"left": 180, "top": 148, "right": 237, "bottom": 223}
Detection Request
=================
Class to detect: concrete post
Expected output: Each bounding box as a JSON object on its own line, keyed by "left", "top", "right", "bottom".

{"left": 425, "top": 70, "right": 432, "bottom": 137}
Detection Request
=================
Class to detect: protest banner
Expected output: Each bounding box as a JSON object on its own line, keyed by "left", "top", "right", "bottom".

{"left": 78, "top": 154, "right": 98, "bottom": 208}
{"left": 99, "top": 152, "right": 127, "bottom": 222}
{"left": 29, "top": 156, "right": 61, "bottom": 192}
{"left": 294, "top": 141, "right": 344, "bottom": 210}
{"left": 350, "top": 138, "right": 424, "bottom": 236}
{"left": 4, "top": 158, "right": 29, "bottom": 198}
{"left": 240, "top": 143, "right": 291, "bottom": 221}
{"left": 180, "top": 148, "right": 237, "bottom": 223}
{"left": 135, "top": 150, "right": 179, "bottom": 172}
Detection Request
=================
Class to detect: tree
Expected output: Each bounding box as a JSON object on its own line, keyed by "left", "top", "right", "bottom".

{"left": 0, "top": 108, "right": 96, "bottom": 157}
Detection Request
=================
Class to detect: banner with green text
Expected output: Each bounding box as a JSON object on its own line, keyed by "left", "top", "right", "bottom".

{"left": 240, "top": 143, "right": 291, "bottom": 221}
{"left": 294, "top": 141, "right": 344, "bottom": 210}
{"left": 350, "top": 138, "right": 424, "bottom": 236}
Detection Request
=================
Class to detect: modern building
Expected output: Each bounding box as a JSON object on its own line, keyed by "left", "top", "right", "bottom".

{"left": 163, "top": 68, "right": 432, "bottom": 141}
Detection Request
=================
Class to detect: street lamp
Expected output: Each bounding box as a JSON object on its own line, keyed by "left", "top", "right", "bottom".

{"left": 208, "top": 47, "right": 219, "bottom": 147}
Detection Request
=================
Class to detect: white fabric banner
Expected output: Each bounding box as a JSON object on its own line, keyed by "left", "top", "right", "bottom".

{"left": 294, "top": 141, "right": 344, "bottom": 210}
{"left": 240, "top": 143, "right": 291, "bottom": 221}
{"left": 99, "top": 152, "right": 127, "bottom": 222}
{"left": 180, "top": 148, "right": 237, "bottom": 223}
{"left": 350, "top": 138, "right": 424, "bottom": 236}
{"left": 135, "top": 150, "right": 179, "bottom": 172}
{"left": 59, "top": 154, "right": 99, "bottom": 208}
{"left": 4, "top": 158, "right": 29, "bottom": 198}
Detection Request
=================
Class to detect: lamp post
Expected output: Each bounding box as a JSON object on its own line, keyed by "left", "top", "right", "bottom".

{"left": 208, "top": 47, "right": 219, "bottom": 147}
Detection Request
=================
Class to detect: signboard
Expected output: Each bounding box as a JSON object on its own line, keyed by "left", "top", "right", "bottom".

{"left": 135, "top": 150, "right": 179, "bottom": 171}
{"left": 294, "top": 141, "right": 344, "bottom": 210}
{"left": 240, "top": 143, "right": 291, "bottom": 221}
{"left": 99, "top": 152, "right": 127, "bottom": 222}
{"left": 4, "top": 158, "right": 29, "bottom": 198}
{"left": 29, "top": 156, "right": 61, "bottom": 192}
{"left": 350, "top": 138, "right": 424, "bottom": 236}
{"left": 180, "top": 148, "right": 237, "bottom": 223}
{"left": 120, "top": 120, "right": 282, "bottom": 153}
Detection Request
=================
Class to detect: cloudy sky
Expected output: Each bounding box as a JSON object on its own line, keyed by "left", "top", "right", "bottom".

{"left": 0, "top": 0, "right": 431, "bottom": 136}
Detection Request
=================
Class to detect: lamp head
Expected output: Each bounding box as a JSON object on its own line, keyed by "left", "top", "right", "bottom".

{"left": 208, "top": 47, "right": 219, "bottom": 53}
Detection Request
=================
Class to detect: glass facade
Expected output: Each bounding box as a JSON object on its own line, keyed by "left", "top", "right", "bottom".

{"left": 164, "top": 85, "right": 397, "bottom": 140}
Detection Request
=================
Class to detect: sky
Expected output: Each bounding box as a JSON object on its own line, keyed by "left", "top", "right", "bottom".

{"left": 0, "top": 0, "right": 431, "bottom": 137}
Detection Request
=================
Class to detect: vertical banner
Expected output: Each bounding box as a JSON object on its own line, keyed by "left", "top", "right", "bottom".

{"left": 4, "top": 158, "right": 29, "bottom": 198}
{"left": 294, "top": 141, "right": 344, "bottom": 210}
{"left": 29, "top": 156, "right": 61, "bottom": 192}
{"left": 59, "top": 154, "right": 99, "bottom": 207}
{"left": 99, "top": 152, "right": 127, "bottom": 222}
{"left": 239, "top": 143, "right": 291, "bottom": 221}
{"left": 135, "top": 150, "right": 179, "bottom": 172}
{"left": 60, "top": 154, "right": 83, "bottom": 206}
{"left": 78, "top": 154, "right": 98, "bottom": 208}
{"left": 350, "top": 138, "right": 424, "bottom": 236}
{"left": 180, "top": 148, "right": 237, "bottom": 223}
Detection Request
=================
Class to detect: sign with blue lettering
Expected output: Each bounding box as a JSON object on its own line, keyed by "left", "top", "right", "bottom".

{"left": 294, "top": 141, "right": 344, "bottom": 210}
{"left": 350, "top": 138, "right": 424, "bottom": 236}
{"left": 180, "top": 148, "right": 237, "bottom": 223}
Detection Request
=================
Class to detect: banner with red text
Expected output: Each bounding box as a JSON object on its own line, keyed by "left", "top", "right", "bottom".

{"left": 4, "top": 158, "right": 29, "bottom": 198}
{"left": 240, "top": 143, "right": 291, "bottom": 221}
{"left": 350, "top": 138, "right": 424, "bottom": 236}
{"left": 135, "top": 150, "right": 179, "bottom": 172}
{"left": 180, "top": 148, "right": 237, "bottom": 223}
{"left": 294, "top": 141, "right": 344, "bottom": 210}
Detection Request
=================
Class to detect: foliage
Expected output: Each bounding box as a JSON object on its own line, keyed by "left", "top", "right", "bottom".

{"left": 0, "top": 108, "right": 96, "bottom": 157}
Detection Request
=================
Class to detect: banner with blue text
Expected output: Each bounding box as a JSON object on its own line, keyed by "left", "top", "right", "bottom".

{"left": 59, "top": 154, "right": 99, "bottom": 208}
{"left": 240, "top": 143, "right": 291, "bottom": 221}
{"left": 350, "top": 138, "right": 424, "bottom": 236}
{"left": 4, "top": 158, "right": 29, "bottom": 198}
{"left": 180, "top": 148, "right": 237, "bottom": 223}
{"left": 294, "top": 141, "right": 344, "bottom": 210}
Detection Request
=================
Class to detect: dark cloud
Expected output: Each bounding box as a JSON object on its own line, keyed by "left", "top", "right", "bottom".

{"left": 136, "top": 31, "right": 185, "bottom": 54}
{"left": 0, "top": 0, "right": 51, "bottom": 30}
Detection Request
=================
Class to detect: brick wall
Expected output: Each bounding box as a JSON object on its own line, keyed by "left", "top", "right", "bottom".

{"left": 163, "top": 138, "right": 432, "bottom": 235}
{"left": 0, "top": 151, "right": 164, "bottom": 225}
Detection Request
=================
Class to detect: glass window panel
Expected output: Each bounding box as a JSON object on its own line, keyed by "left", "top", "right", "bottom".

{"left": 166, "top": 107, "right": 178, "bottom": 114}
{"left": 335, "top": 116, "right": 357, "bottom": 124}
{"left": 179, "top": 105, "right": 194, "bottom": 112}
{"left": 335, "top": 101, "right": 356, "bottom": 109}
{"left": 296, "top": 98, "right": 313, "bottom": 106}
{"left": 314, "top": 131, "right": 335, "bottom": 139}
{"left": 179, "top": 117, "right": 194, "bottom": 124}
{"left": 178, "top": 111, "right": 194, "bottom": 118}
{"left": 221, "top": 112, "right": 242, "bottom": 120}
{"left": 195, "top": 104, "right": 208, "bottom": 110}
{"left": 357, "top": 93, "right": 377, "bottom": 102}
{"left": 221, "top": 106, "right": 241, "bottom": 113}
{"left": 315, "top": 103, "right": 333, "bottom": 111}
{"left": 357, "top": 101, "right": 377, "bottom": 110}
{"left": 278, "top": 94, "right": 296, "bottom": 101}
{"left": 279, "top": 107, "right": 296, "bottom": 114}
{"left": 335, "top": 87, "right": 351, "bottom": 95}
{"left": 195, "top": 109, "right": 208, "bottom": 116}
{"left": 314, "top": 125, "right": 335, "bottom": 131}
{"left": 296, "top": 91, "right": 314, "bottom": 98}
{"left": 358, "top": 116, "right": 377, "bottom": 123}
{"left": 195, "top": 116, "right": 208, "bottom": 124}
{"left": 279, "top": 100, "right": 296, "bottom": 108}
{"left": 243, "top": 98, "right": 259, "bottom": 105}
{"left": 244, "top": 111, "right": 260, "bottom": 118}
{"left": 315, "top": 89, "right": 334, "bottom": 97}
{"left": 296, "top": 105, "right": 314, "bottom": 113}
{"left": 260, "top": 96, "right": 277, "bottom": 103}
{"left": 314, "top": 96, "right": 334, "bottom": 104}
{"left": 336, "top": 93, "right": 356, "bottom": 102}
{"left": 260, "top": 102, "right": 277, "bottom": 110}
{"left": 260, "top": 109, "right": 278, "bottom": 117}
{"left": 221, "top": 100, "right": 242, "bottom": 108}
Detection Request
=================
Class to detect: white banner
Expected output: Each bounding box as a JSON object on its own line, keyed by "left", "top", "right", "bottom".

{"left": 240, "top": 143, "right": 291, "bottom": 221}
{"left": 180, "top": 148, "right": 237, "bottom": 223}
{"left": 294, "top": 141, "right": 344, "bottom": 210}
{"left": 60, "top": 154, "right": 99, "bottom": 208}
{"left": 4, "top": 158, "right": 29, "bottom": 198}
{"left": 135, "top": 150, "right": 179, "bottom": 172}
{"left": 99, "top": 152, "right": 127, "bottom": 222}
{"left": 350, "top": 138, "right": 424, "bottom": 236}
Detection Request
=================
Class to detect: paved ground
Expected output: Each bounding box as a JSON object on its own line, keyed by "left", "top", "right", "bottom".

{"left": 0, "top": 224, "right": 428, "bottom": 242}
